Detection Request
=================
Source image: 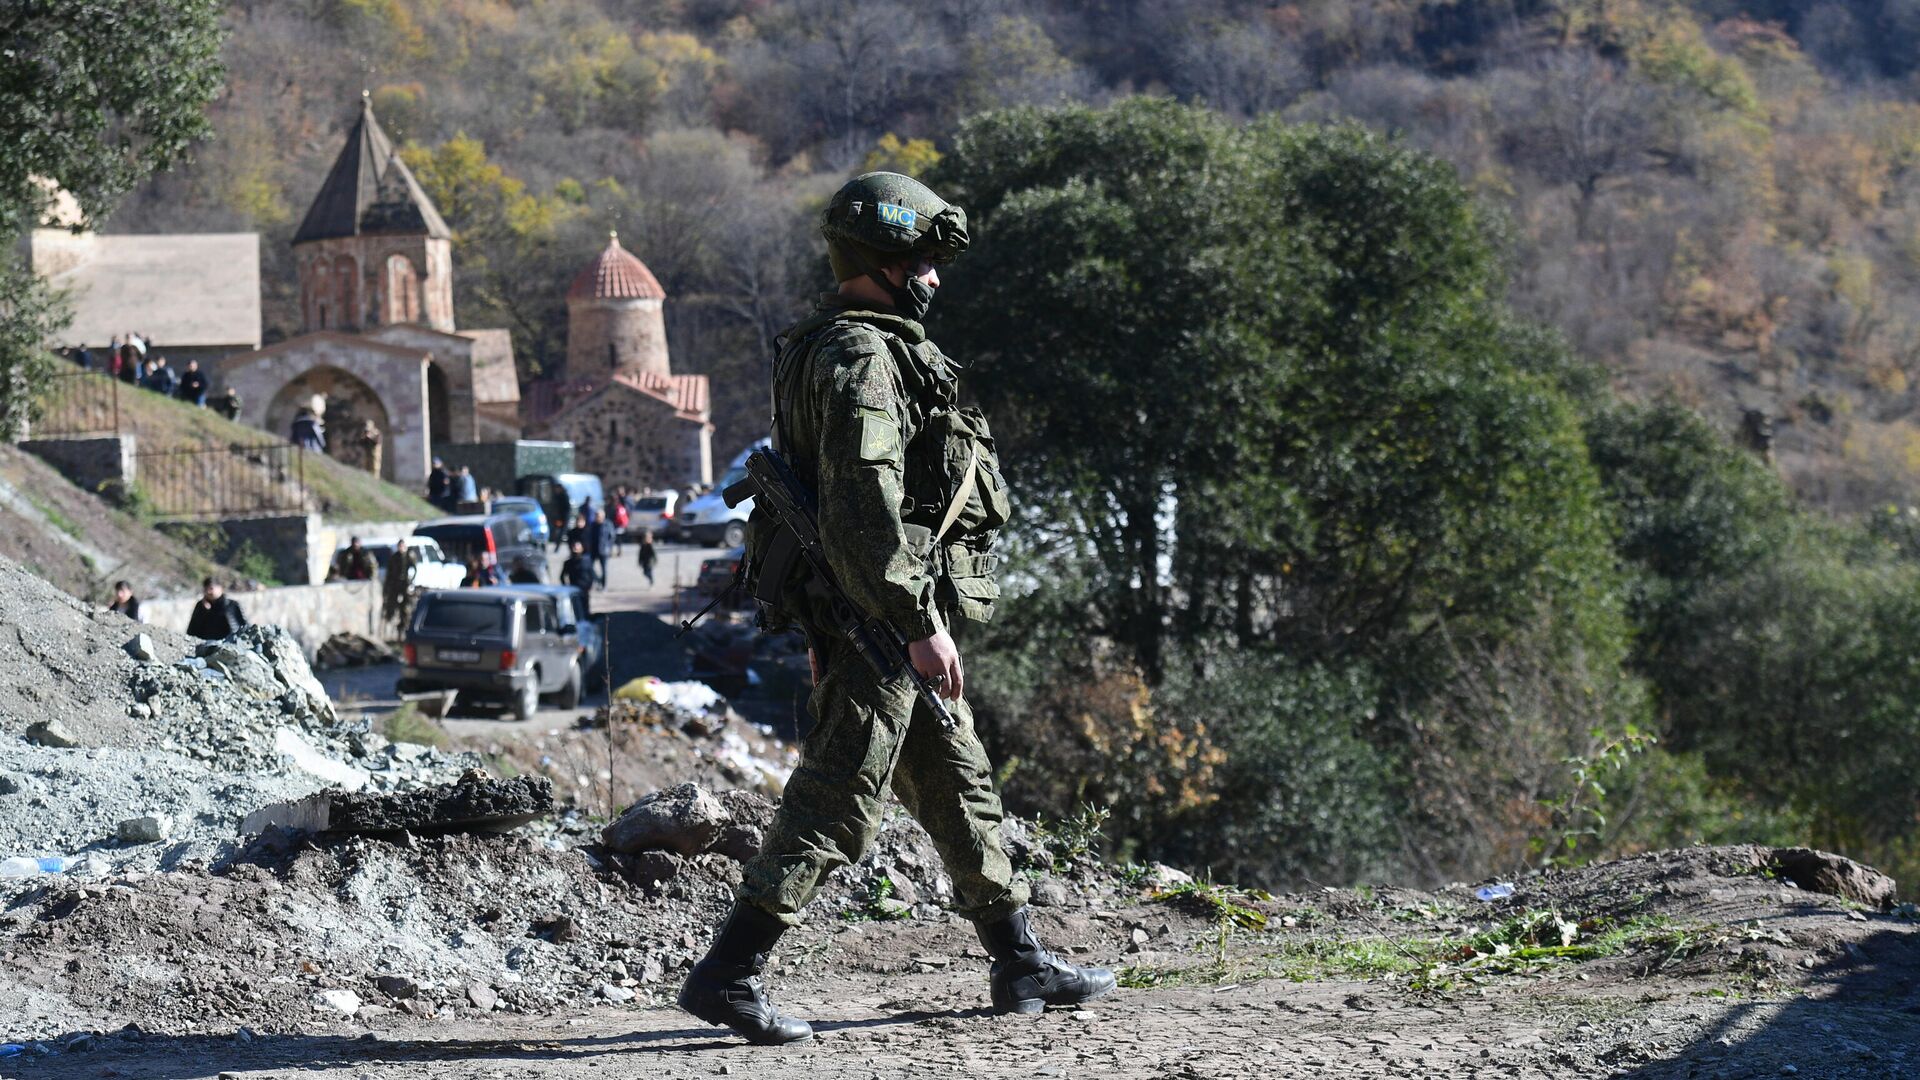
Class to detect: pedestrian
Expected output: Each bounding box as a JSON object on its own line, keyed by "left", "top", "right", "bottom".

{"left": 116, "top": 340, "right": 138, "bottom": 384}
{"left": 587, "top": 510, "right": 613, "bottom": 591}
{"left": 144, "top": 355, "right": 178, "bottom": 397}
{"left": 426, "top": 457, "right": 452, "bottom": 511}
{"left": 107, "top": 336, "right": 122, "bottom": 377}
{"left": 637, "top": 530, "right": 657, "bottom": 585}
{"left": 333, "top": 536, "right": 376, "bottom": 581}
{"left": 454, "top": 465, "right": 478, "bottom": 508}
{"left": 677, "top": 173, "right": 1111, "bottom": 1046}
{"left": 185, "top": 577, "right": 247, "bottom": 640}
{"left": 382, "top": 538, "right": 417, "bottom": 628}
{"left": 463, "top": 550, "right": 502, "bottom": 588}
{"left": 176, "top": 358, "right": 208, "bottom": 406}
{"left": 107, "top": 580, "right": 140, "bottom": 621}
{"left": 75, "top": 345, "right": 95, "bottom": 371}
{"left": 610, "top": 495, "right": 629, "bottom": 557}
{"left": 290, "top": 407, "right": 326, "bottom": 452}
{"left": 560, "top": 539, "right": 593, "bottom": 594}
{"left": 566, "top": 512, "right": 588, "bottom": 554}
{"left": 357, "top": 419, "right": 382, "bottom": 476}
{"left": 212, "top": 387, "right": 243, "bottom": 421}
{"left": 545, "top": 489, "right": 572, "bottom": 551}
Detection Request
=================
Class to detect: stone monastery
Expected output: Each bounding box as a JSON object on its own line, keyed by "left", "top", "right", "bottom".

{"left": 216, "top": 94, "right": 712, "bottom": 491}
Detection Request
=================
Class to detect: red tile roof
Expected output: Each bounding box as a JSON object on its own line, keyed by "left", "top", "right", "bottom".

{"left": 523, "top": 372, "right": 710, "bottom": 427}
{"left": 566, "top": 232, "right": 665, "bottom": 301}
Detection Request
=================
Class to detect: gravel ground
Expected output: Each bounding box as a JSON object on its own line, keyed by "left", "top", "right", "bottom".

{"left": 0, "top": 555, "right": 478, "bottom": 875}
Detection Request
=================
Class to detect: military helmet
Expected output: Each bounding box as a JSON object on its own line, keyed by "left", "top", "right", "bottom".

{"left": 821, "top": 172, "right": 969, "bottom": 271}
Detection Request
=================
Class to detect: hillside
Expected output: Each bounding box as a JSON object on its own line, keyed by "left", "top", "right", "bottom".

{"left": 0, "top": 442, "right": 237, "bottom": 605}
{"left": 97, "top": 0, "right": 1920, "bottom": 513}
{"left": 96, "top": 379, "right": 440, "bottom": 523}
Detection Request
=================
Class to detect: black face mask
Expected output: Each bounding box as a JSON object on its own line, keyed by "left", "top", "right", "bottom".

{"left": 851, "top": 245, "right": 936, "bottom": 321}
{"left": 889, "top": 273, "right": 936, "bottom": 321}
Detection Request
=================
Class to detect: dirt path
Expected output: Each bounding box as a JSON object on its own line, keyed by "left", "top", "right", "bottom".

{"left": 13, "top": 962, "right": 1917, "bottom": 1080}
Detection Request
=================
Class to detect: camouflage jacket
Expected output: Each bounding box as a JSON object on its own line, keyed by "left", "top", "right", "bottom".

{"left": 771, "top": 294, "right": 1007, "bottom": 640}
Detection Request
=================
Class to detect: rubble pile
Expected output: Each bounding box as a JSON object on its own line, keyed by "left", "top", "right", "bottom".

{"left": 313, "top": 632, "right": 395, "bottom": 671}
{"left": 0, "top": 556, "right": 475, "bottom": 874}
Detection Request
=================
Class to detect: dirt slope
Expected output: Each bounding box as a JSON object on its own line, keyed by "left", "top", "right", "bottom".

{"left": 0, "top": 444, "right": 232, "bottom": 606}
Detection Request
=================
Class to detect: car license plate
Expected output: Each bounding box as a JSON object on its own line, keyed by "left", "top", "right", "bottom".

{"left": 437, "top": 648, "right": 481, "bottom": 663}
{"left": 680, "top": 512, "right": 696, "bottom": 523}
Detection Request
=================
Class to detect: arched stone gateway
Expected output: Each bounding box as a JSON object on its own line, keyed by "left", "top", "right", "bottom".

{"left": 217, "top": 333, "right": 428, "bottom": 484}
{"left": 265, "top": 365, "right": 393, "bottom": 475}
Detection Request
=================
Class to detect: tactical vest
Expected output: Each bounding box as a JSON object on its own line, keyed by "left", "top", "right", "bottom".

{"left": 750, "top": 307, "right": 1008, "bottom": 627}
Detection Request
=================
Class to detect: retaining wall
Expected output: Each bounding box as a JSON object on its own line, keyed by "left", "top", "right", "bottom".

{"left": 20, "top": 434, "right": 136, "bottom": 496}
{"left": 142, "top": 580, "right": 382, "bottom": 660}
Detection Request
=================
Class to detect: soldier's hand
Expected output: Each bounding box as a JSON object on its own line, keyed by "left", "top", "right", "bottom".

{"left": 909, "top": 631, "right": 963, "bottom": 701}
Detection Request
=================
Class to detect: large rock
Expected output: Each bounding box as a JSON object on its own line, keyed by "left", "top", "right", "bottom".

{"left": 24, "top": 719, "right": 78, "bottom": 748}
{"left": 1769, "top": 847, "right": 1899, "bottom": 910}
{"left": 197, "top": 642, "right": 280, "bottom": 700}
{"left": 226, "top": 624, "right": 335, "bottom": 724}
{"left": 601, "top": 782, "right": 727, "bottom": 855}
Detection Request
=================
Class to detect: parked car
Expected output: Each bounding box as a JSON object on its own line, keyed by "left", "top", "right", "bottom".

{"left": 335, "top": 535, "right": 466, "bottom": 591}
{"left": 696, "top": 546, "right": 746, "bottom": 596}
{"left": 488, "top": 494, "right": 551, "bottom": 547}
{"left": 675, "top": 442, "right": 767, "bottom": 547}
{"left": 516, "top": 472, "right": 606, "bottom": 531}
{"left": 413, "top": 513, "right": 550, "bottom": 584}
{"left": 398, "top": 588, "right": 585, "bottom": 720}
{"left": 627, "top": 491, "right": 677, "bottom": 539}
{"left": 487, "top": 581, "right": 605, "bottom": 690}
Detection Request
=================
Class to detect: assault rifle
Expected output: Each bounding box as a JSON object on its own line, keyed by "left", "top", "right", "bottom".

{"left": 723, "top": 447, "right": 956, "bottom": 731}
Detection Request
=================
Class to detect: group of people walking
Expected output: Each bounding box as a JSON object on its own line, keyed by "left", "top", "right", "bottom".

{"left": 555, "top": 500, "right": 657, "bottom": 593}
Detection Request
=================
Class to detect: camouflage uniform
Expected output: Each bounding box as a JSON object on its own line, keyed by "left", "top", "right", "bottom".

{"left": 738, "top": 293, "right": 1026, "bottom": 926}
{"left": 679, "top": 174, "right": 1109, "bottom": 1046}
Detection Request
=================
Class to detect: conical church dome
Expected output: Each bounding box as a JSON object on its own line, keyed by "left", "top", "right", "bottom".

{"left": 567, "top": 232, "right": 665, "bottom": 302}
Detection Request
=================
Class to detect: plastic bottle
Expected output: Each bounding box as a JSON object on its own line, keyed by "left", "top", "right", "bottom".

{"left": 0, "top": 855, "right": 69, "bottom": 877}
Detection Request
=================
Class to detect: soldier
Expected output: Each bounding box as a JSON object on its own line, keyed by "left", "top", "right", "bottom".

{"left": 677, "top": 173, "right": 1114, "bottom": 1045}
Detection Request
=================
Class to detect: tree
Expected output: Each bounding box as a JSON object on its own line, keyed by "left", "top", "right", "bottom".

{"left": 0, "top": 0, "right": 225, "bottom": 426}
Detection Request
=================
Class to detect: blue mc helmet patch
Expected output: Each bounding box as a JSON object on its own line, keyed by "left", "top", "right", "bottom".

{"left": 876, "top": 202, "right": 917, "bottom": 230}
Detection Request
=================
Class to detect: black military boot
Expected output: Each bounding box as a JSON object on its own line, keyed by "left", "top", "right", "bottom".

{"left": 677, "top": 903, "right": 813, "bottom": 1045}
{"left": 974, "top": 907, "right": 1118, "bottom": 1014}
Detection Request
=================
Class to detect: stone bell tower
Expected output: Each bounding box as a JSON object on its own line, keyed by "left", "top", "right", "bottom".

{"left": 291, "top": 93, "right": 454, "bottom": 335}
{"left": 565, "top": 231, "right": 669, "bottom": 382}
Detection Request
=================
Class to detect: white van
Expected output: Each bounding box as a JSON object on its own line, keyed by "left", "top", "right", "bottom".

{"left": 672, "top": 440, "right": 769, "bottom": 548}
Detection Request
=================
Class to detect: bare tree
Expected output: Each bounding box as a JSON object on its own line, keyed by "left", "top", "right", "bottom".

{"left": 1495, "top": 51, "right": 1660, "bottom": 242}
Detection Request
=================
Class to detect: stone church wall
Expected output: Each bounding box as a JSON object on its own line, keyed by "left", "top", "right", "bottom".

{"left": 541, "top": 389, "right": 709, "bottom": 492}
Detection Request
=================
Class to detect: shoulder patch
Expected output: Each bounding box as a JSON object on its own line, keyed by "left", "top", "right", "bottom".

{"left": 857, "top": 405, "right": 901, "bottom": 463}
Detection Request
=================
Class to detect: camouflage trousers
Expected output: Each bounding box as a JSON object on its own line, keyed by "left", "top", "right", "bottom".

{"left": 738, "top": 627, "right": 1028, "bottom": 927}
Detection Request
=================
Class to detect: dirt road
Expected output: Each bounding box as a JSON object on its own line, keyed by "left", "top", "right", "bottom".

{"left": 12, "top": 950, "right": 1916, "bottom": 1080}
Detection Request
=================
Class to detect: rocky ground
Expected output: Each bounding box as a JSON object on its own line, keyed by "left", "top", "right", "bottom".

{"left": 4, "top": 552, "right": 1919, "bottom": 1078}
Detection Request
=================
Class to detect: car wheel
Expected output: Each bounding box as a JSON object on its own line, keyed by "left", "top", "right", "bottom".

{"left": 512, "top": 671, "right": 540, "bottom": 722}
{"left": 555, "top": 660, "right": 582, "bottom": 709}
{"left": 721, "top": 520, "right": 747, "bottom": 549}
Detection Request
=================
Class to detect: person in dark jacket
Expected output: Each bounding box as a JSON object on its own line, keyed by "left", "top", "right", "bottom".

{"left": 463, "top": 551, "right": 502, "bottom": 588}
{"left": 176, "top": 359, "right": 208, "bottom": 406}
{"left": 559, "top": 541, "right": 595, "bottom": 617}
{"left": 186, "top": 578, "right": 247, "bottom": 639}
{"left": 587, "top": 510, "right": 614, "bottom": 590}
{"left": 108, "top": 580, "right": 140, "bottom": 621}
{"left": 427, "top": 458, "right": 452, "bottom": 511}
{"left": 144, "top": 356, "right": 178, "bottom": 396}
{"left": 636, "top": 531, "right": 657, "bottom": 585}
{"left": 290, "top": 407, "right": 326, "bottom": 452}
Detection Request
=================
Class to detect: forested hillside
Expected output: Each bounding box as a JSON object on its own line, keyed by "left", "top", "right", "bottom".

{"left": 117, "top": 0, "right": 1920, "bottom": 509}
{"left": 94, "top": 1, "right": 1920, "bottom": 892}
